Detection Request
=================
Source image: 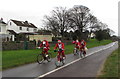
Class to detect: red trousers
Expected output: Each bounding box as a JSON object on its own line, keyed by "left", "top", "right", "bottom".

{"left": 80, "top": 46, "right": 86, "bottom": 54}
{"left": 57, "top": 51, "right": 65, "bottom": 61}
{"left": 42, "top": 48, "right": 49, "bottom": 54}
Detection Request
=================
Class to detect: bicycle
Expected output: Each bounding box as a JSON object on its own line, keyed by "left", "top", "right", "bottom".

{"left": 54, "top": 49, "right": 65, "bottom": 67}
{"left": 73, "top": 48, "right": 79, "bottom": 55}
{"left": 37, "top": 47, "right": 52, "bottom": 64}
{"left": 79, "top": 48, "right": 86, "bottom": 58}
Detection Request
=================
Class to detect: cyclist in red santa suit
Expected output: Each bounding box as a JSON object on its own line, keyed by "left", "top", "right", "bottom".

{"left": 72, "top": 39, "right": 80, "bottom": 50}
{"left": 38, "top": 40, "right": 50, "bottom": 54}
{"left": 80, "top": 39, "right": 87, "bottom": 56}
{"left": 54, "top": 40, "right": 65, "bottom": 63}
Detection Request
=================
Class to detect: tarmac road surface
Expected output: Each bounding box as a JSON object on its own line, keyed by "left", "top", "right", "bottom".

{"left": 2, "top": 42, "right": 118, "bottom": 79}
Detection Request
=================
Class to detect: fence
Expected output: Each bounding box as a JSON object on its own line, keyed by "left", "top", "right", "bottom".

{"left": 2, "top": 40, "right": 73, "bottom": 51}
{"left": 2, "top": 41, "right": 36, "bottom": 51}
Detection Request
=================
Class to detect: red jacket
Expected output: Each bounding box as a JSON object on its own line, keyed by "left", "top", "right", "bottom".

{"left": 72, "top": 41, "right": 80, "bottom": 48}
{"left": 54, "top": 42, "right": 64, "bottom": 50}
{"left": 39, "top": 40, "right": 50, "bottom": 49}
{"left": 80, "top": 40, "right": 86, "bottom": 47}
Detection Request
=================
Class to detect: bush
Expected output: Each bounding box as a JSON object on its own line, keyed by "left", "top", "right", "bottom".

{"left": 52, "top": 37, "right": 61, "bottom": 41}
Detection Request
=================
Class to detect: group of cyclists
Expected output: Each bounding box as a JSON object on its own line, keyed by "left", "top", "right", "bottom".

{"left": 72, "top": 39, "right": 87, "bottom": 56}
{"left": 37, "top": 39, "right": 87, "bottom": 66}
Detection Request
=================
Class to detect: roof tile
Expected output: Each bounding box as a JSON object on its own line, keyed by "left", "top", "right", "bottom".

{"left": 11, "top": 19, "right": 37, "bottom": 28}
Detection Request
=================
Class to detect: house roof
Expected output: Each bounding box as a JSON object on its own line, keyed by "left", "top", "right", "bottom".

{"left": 11, "top": 19, "right": 37, "bottom": 28}
{"left": 0, "top": 21, "right": 7, "bottom": 25}
{"left": 19, "top": 32, "right": 39, "bottom": 35}
{"left": 7, "top": 30, "right": 17, "bottom": 34}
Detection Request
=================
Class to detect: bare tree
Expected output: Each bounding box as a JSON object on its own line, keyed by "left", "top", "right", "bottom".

{"left": 43, "top": 15, "right": 60, "bottom": 37}
{"left": 68, "top": 5, "right": 91, "bottom": 40}
{"left": 91, "top": 21, "right": 108, "bottom": 31}
{"left": 42, "top": 5, "right": 113, "bottom": 41}
{"left": 43, "top": 7, "right": 71, "bottom": 38}
{"left": 52, "top": 7, "right": 71, "bottom": 37}
{"left": 87, "top": 14, "right": 98, "bottom": 39}
{"left": 89, "top": 14, "right": 97, "bottom": 30}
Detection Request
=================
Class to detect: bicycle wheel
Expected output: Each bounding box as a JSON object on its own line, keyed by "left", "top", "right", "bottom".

{"left": 80, "top": 51, "right": 84, "bottom": 58}
{"left": 73, "top": 49, "right": 77, "bottom": 55}
{"left": 62, "top": 59, "right": 65, "bottom": 65}
{"left": 76, "top": 49, "right": 79, "bottom": 55}
{"left": 37, "top": 54, "right": 44, "bottom": 64}
{"left": 46, "top": 53, "right": 52, "bottom": 62}
{"left": 78, "top": 51, "right": 81, "bottom": 58}
{"left": 55, "top": 61, "right": 61, "bottom": 67}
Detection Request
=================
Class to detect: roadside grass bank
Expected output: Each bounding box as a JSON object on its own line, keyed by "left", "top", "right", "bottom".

{"left": 97, "top": 49, "right": 119, "bottom": 78}
{"left": 2, "top": 39, "right": 112, "bottom": 70}
{"left": 0, "top": 51, "right": 2, "bottom": 71}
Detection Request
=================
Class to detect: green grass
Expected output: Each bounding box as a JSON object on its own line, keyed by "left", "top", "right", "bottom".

{"left": 0, "top": 51, "right": 2, "bottom": 71}
{"left": 87, "top": 39, "right": 112, "bottom": 48}
{"left": 98, "top": 49, "right": 119, "bottom": 78}
{"left": 2, "top": 39, "right": 112, "bottom": 70}
{"left": 118, "top": 48, "right": 120, "bottom": 78}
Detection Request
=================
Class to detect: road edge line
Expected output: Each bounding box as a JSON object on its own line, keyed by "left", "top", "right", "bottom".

{"left": 35, "top": 42, "right": 116, "bottom": 79}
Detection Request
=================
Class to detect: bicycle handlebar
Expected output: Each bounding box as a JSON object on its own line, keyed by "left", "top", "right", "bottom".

{"left": 54, "top": 49, "right": 64, "bottom": 52}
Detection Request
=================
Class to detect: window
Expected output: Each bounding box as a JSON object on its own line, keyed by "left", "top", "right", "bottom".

{"left": 27, "top": 28, "right": 29, "bottom": 31}
{"left": 10, "top": 22, "right": 11, "bottom": 25}
{"left": 34, "top": 29, "right": 37, "bottom": 32}
{"left": 20, "top": 27, "right": 22, "bottom": 30}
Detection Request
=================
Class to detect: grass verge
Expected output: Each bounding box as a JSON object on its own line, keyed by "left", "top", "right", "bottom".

{"left": 97, "top": 49, "right": 119, "bottom": 78}
{"left": 2, "top": 39, "right": 112, "bottom": 70}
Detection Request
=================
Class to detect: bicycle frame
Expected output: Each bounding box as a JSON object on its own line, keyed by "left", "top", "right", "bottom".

{"left": 37, "top": 47, "right": 51, "bottom": 64}
{"left": 40, "top": 47, "right": 48, "bottom": 60}
{"left": 55, "top": 50, "right": 65, "bottom": 67}
{"left": 79, "top": 48, "right": 85, "bottom": 58}
{"left": 74, "top": 48, "right": 79, "bottom": 54}
{"left": 55, "top": 49, "right": 65, "bottom": 61}
{"left": 59, "top": 52, "right": 64, "bottom": 62}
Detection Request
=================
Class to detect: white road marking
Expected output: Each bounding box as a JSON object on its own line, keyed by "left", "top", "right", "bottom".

{"left": 35, "top": 42, "right": 116, "bottom": 79}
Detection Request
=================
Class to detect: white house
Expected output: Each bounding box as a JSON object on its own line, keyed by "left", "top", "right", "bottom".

{"left": 0, "top": 18, "right": 11, "bottom": 41}
{"left": 7, "top": 19, "right": 38, "bottom": 34}
{"left": 0, "top": 18, "right": 38, "bottom": 41}
{"left": 6, "top": 19, "right": 38, "bottom": 41}
{"left": 0, "top": 19, "right": 7, "bottom": 34}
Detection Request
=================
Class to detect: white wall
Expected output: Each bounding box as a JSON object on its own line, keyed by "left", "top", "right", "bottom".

{"left": 29, "top": 35, "right": 52, "bottom": 42}
{"left": 0, "top": 23, "right": 7, "bottom": 34}
{"left": 7, "top": 20, "right": 38, "bottom": 33}
{"left": 7, "top": 20, "right": 18, "bottom": 33}
{"left": 17, "top": 26, "right": 37, "bottom": 33}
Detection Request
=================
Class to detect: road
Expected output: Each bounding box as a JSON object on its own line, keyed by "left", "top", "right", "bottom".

{"left": 2, "top": 42, "right": 118, "bottom": 79}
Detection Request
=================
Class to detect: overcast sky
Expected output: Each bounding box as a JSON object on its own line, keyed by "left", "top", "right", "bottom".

{"left": 0, "top": 0, "right": 119, "bottom": 36}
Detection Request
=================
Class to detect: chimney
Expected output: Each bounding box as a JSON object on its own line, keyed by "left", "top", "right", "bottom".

{"left": 0, "top": 18, "right": 3, "bottom": 22}
{"left": 25, "top": 21, "right": 28, "bottom": 24}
